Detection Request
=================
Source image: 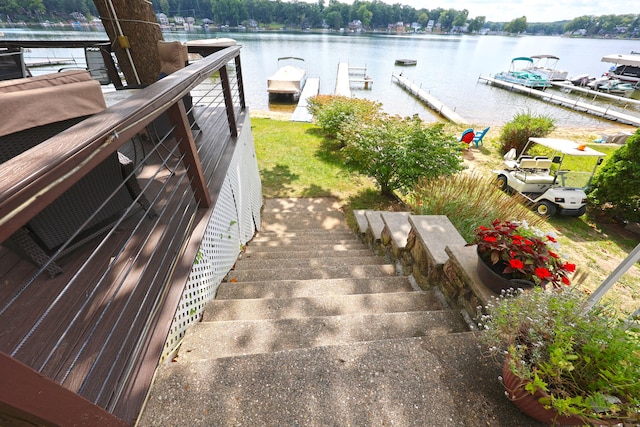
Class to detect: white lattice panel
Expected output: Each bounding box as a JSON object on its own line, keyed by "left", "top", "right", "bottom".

{"left": 162, "top": 113, "right": 262, "bottom": 361}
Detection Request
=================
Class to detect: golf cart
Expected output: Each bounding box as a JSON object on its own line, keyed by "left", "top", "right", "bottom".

{"left": 495, "top": 137, "right": 605, "bottom": 216}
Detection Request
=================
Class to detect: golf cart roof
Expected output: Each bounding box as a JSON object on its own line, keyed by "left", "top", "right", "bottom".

{"left": 528, "top": 138, "right": 606, "bottom": 157}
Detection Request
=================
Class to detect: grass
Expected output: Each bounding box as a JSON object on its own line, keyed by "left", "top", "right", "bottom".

{"left": 252, "top": 117, "right": 640, "bottom": 314}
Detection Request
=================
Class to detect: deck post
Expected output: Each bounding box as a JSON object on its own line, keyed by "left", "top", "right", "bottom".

{"left": 0, "top": 352, "right": 129, "bottom": 426}
{"left": 166, "top": 100, "right": 212, "bottom": 208}
{"left": 234, "top": 56, "right": 246, "bottom": 109}
{"left": 219, "top": 65, "right": 238, "bottom": 138}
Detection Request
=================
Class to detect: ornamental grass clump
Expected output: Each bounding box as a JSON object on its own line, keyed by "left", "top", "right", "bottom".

{"left": 479, "top": 287, "right": 640, "bottom": 425}
{"left": 472, "top": 219, "right": 575, "bottom": 287}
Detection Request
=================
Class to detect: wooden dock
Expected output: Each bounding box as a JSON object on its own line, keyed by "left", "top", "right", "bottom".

{"left": 335, "top": 63, "right": 351, "bottom": 97}
{"left": 550, "top": 81, "right": 640, "bottom": 107}
{"left": 291, "top": 77, "right": 320, "bottom": 122}
{"left": 479, "top": 75, "right": 640, "bottom": 126}
{"left": 392, "top": 73, "right": 469, "bottom": 125}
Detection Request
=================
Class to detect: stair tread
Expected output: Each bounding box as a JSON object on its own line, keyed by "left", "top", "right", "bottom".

{"left": 205, "top": 291, "right": 445, "bottom": 321}
{"left": 137, "top": 333, "right": 540, "bottom": 427}
{"left": 215, "top": 276, "right": 416, "bottom": 299}
{"left": 233, "top": 256, "right": 389, "bottom": 270}
{"left": 226, "top": 264, "right": 398, "bottom": 282}
{"left": 240, "top": 249, "right": 375, "bottom": 259}
{"left": 178, "top": 310, "right": 469, "bottom": 361}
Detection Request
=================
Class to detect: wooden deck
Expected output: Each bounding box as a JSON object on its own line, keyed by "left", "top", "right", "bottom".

{"left": 0, "top": 43, "right": 250, "bottom": 425}
{"left": 0, "top": 106, "right": 236, "bottom": 422}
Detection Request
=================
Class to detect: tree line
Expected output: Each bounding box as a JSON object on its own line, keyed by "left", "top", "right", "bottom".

{"left": 1, "top": 0, "right": 638, "bottom": 37}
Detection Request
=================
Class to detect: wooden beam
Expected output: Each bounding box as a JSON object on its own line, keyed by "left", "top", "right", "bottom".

{"left": 0, "top": 352, "right": 128, "bottom": 427}
{"left": 166, "top": 100, "right": 212, "bottom": 208}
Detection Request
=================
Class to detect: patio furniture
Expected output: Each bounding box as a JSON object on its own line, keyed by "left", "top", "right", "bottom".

{"left": 0, "top": 70, "right": 150, "bottom": 276}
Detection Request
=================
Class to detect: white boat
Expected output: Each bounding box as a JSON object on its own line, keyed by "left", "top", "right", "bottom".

{"left": 601, "top": 53, "right": 640, "bottom": 85}
{"left": 494, "top": 57, "right": 551, "bottom": 89}
{"left": 267, "top": 56, "right": 306, "bottom": 99}
{"left": 526, "top": 54, "right": 568, "bottom": 81}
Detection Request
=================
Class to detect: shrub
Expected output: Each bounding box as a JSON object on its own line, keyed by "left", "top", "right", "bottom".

{"left": 499, "top": 111, "right": 556, "bottom": 155}
{"left": 306, "top": 95, "right": 381, "bottom": 140}
{"left": 408, "top": 172, "right": 544, "bottom": 242}
{"left": 340, "top": 115, "right": 463, "bottom": 196}
{"left": 588, "top": 129, "right": 640, "bottom": 223}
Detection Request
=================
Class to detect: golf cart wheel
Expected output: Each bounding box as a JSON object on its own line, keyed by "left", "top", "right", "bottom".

{"left": 534, "top": 200, "right": 556, "bottom": 217}
{"left": 496, "top": 175, "right": 508, "bottom": 192}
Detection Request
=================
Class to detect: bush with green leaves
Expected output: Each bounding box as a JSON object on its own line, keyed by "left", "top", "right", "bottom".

{"left": 340, "top": 115, "right": 463, "bottom": 196}
{"left": 499, "top": 111, "right": 556, "bottom": 155}
{"left": 588, "top": 129, "right": 640, "bottom": 223}
{"left": 306, "top": 95, "right": 382, "bottom": 140}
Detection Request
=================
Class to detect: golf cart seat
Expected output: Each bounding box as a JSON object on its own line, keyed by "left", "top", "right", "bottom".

{"left": 514, "top": 171, "right": 556, "bottom": 184}
{"left": 534, "top": 156, "right": 553, "bottom": 170}
{"left": 517, "top": 158, "right": 537, "bottom": 170}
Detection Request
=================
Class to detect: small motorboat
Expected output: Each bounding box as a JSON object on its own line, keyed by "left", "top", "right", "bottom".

{"left": 569, "top": 73, "right": 594, "bottom": 87}
{"left": 395, "top": 58, "right": 417, "bottom": 66}
{"left": 267, "top": 56, "right": 306, "bottom": 100}
{"left": 494, "top": 57, "right": 551, "bottom": 89}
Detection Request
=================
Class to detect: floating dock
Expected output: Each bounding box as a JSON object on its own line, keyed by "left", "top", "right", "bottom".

{"left": 290, "top": 77, "right": 320, "bottom": 122}
{"left": 392, "top": 73, "right": 469, "bottom": 125}
{"left": 479, "top": 75, "right": 640, "bottom": 126}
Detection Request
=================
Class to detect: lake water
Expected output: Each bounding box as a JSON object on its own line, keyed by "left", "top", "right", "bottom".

{"left": 5, "top": 27, "right": 640, "bottom": 129}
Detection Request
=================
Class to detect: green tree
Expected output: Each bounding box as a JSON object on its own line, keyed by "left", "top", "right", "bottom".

{"left": 341, "top": 115, "right": 463, "bottom": 196}
{"left": 467, "top": 16, "right": 485, "bottom": 32}
{"left": 588, "top": 129, "right": 640, "bottom": 223}
{"left": 356, "top": 4, "right": 372, "bottom": 27}
{"left": 504, "top": 16, "right": 527, "bottom": 34}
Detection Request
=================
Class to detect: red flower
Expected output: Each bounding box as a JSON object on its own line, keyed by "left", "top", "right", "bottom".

{"left": 564, "top": 263, "right": 576, "bottom": 273}
{"left": 549, "top": 251, "right": 559, "bottom": 259}
{"left": 535, "top": 268, "right": 552, "bottom": 279}
{"left": 483, "top": 236, "right": 497, "bottom": 243}
{"left": 562, "top": 276, "right": 571, "bottom": 286}
{"left": 547, "top": 235, "right": 557, "bottom": 243}
{"left": 509, "top": 259, "right": 524, "bottom": 269}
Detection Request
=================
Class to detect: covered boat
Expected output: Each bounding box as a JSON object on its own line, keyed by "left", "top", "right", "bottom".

{"left": 267, "top": 56, "right": 306, "bottom": 99}
{"left": 494, "top": 57, "right": 551, "bottom": 89}
{"left": 526, "top": 54, "right": 568, "bottom": 81}
{"left": 601, "top": 53, "right": 640, "bottom": 85}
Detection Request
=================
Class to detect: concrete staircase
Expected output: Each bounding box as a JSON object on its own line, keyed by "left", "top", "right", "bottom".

{"left": 137, "top": 198, "right": 543, "bottom": 427}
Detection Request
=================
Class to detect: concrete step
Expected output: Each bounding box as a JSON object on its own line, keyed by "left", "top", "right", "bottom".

{"left": 137, "top": 333, "right": 543, "bottom": 427}
{"left": 256, "top": 229, "right": 357, "bottom": 238}
{"left": 178, "top": 310, "right": 469, "bottom": 361}
{"left": 249, "top": 233, "right": 359, "bottom": 243}
{"left": 233, "top": 256, "right": 389, "bottom": 271}
{"left": 262, "top": 197, "right": 343, "bottom": 213}
{"left": 244, "top": 241, "right": 369, "bottom": 251}
{"left": 204, "top": 291, "right": 445, "bottom": 321}
{"left": 226, "top": 264, "right": 398, "bottom": 282}
{"left": 261, "top": 211, "right": 348, "bottom": 231}
{"left": 240, "top": 249, "right": 375, "bottom": 260}
{"left": 215, "top": 277, "right": 417, "bottom": 300}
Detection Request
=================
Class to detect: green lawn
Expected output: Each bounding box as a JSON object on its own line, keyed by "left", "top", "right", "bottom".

{"left": 252, "top": 117, "right": 639, "bottom": 313}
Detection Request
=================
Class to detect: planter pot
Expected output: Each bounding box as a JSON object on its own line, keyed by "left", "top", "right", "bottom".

{"left": 476, "top": 249, "right": 534, "bottom": 293}
{"left": 502, "top": 361, "right": 621, "bottom": 426}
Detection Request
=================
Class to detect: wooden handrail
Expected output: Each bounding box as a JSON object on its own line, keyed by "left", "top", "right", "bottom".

{"left": 0, "top": 45, "right": 242, "bottom": 244}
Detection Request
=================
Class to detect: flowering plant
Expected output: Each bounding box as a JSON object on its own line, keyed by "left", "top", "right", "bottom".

{"left": 479, "top": 287, "right": 640, "bottom": 424}
{"left": 472, "top": 219, "right": 575, "bottom": 287}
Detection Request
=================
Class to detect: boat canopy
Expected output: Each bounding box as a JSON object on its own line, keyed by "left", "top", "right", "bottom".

{"left": 531, "top": 54, "right": 559, "bottom": 60}
{"left": 512, "top": 57, "right": 534, "bottom": 62}
{"left": 528, "top": 138, "right": 606, "bottom": 157}
{"left": 601, "top": 54, "right": 640, "bottom": 67}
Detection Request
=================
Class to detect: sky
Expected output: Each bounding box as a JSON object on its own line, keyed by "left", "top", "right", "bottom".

{"left": 396, "top": 0, "right": 640, "bottom": 23}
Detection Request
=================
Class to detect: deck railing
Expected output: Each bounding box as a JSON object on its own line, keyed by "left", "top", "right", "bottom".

{"left": 0, "top": 43, "right": 261, "bottom": 425}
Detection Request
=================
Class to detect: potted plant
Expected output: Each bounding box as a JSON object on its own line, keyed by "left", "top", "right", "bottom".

{"left": 479, "top": 287, "right": 640, "bottom": 425}
{"left": 470, "top": 219, "right": 576, "bottom": 292}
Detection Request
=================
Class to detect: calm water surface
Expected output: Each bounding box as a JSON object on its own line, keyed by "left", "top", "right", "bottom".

{"left": 6, "top": 27, "right": 640, "bottom": 129}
